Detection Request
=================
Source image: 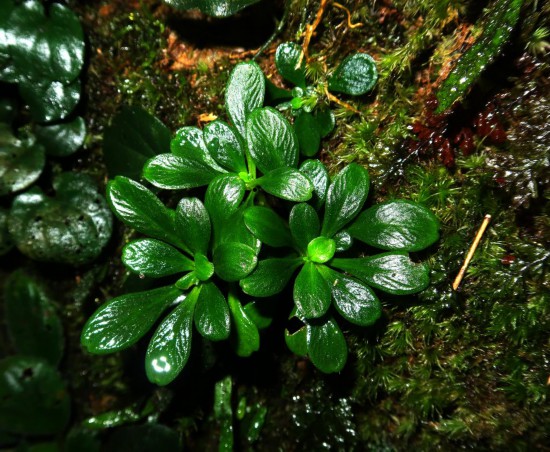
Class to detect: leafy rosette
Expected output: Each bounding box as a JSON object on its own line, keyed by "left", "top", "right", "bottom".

{"left": 240, "top": 162, "right": 439, "bottom": 373}
{"left": 143, "top": 61, "right": 313, "bottom": 203}
{"left": 81, "top": 176, "right": 265, "bottom": 385}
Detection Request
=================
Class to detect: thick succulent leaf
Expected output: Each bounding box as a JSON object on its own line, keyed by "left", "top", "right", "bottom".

{"left": 246, "top": 107, "right": 299, "bottom": 173}
{"left": 221, "top": 205, "right": 261, "bottom": 253}
{"left": 240, "top": 257, "right": 302, "bottom": 297}
{"left": 243, "top": 301, "right": 273, "bottom": 329}
{"left": 295, "top": 112, "right": 321, "bottom": 157}
{"left": 20, "top": 78, "right": 81, "bottom": 123}
{"left": 0, "top": 207, "right": 13, "bottom": 255}
{"left": 81, "top": 286, "right": 182, "bottom": 353}
{"left": 256, "top": 166, "right": 313, "bottom": 201}
{"left": 176, "top": 197, "right": 211, "bottom": 255}
{"left": 299, "top": 159, "right": 329, "bottom": 210}
{"left": 9, "top": 173, "right": 112, "bottom": 265}
{"left": 321, "top": 163, "right": 370, "bottom": 238}
{"left": 228, "top": 293, "right": 260, "bottom": 357}
{"left": 213, "top": 242, "right": 258, "bottom": 282}
{"left": 163, "top": 0, "right": 261, "bottom": 17}
{"left": 107, "top": 176, "right": 184, "bottom": 250}
{"left": 289, "top": 203, "right": 320, "bottom": 252}
{"left": 203, "top": 120, "right": 246, "bottom": 173}
{"left": 332, "top": 252, "right": 430, "bottom": 295}
{"left": 143, "top": 153, "right": 223, "bottom": 190}
{"left": 314, "top": 108, "right": 336, "bottom": 138}
{"left": 306, "top": 318, "right": 348, "bottom": 373}
{"left": 171, "top": 127, "right": 219, "bottom": 166}
{"left": 294, "top": 262, "right": 331, "bottom": 319}
{"left": 35, "top": 116, "right": 86, "bottom": 157}
{"left": 275, "top": 42, "right": 306, "bottom": 88}
{"left": 0, "top": 356, "right": 70, "bottom": 436}
{"left": 0, "top": 124, "right": 44, "bottom": 196}
{"left": 319, "top": 267, "right": 381, "bottom": 327}
{"left": 193, "top": 253, "right": 214, "bottom": 281}
{"left": 328, "top": 53, "right": 378, "bottom": 96}
{"left": 194, "top": 282, "right": 230, "bottom": 341}
{"left": 285, "top": 324, "right": 308, "bottom": 357}
{"left": 176, "top": 272, "right": 199, "bottom": 290}
{"left": 2, "top": 1, "right": 84, "bottom": 83}
{"left": 122, "top": 239, "right": 194, "bottom": 278}
{"left": 348, "top": 200, "right": 440, "bottom": 251}
{"left": 244, "top": 206, "right": 292, "bottom": 247}
{"left": 4, "top": 271, "right": 63, "bottom": 366}
{"left": 103, "top": 107, "right": 170, "bottom": 180}
{"left": 333, "top": 230, "right": 353, "bottom": 252}
{"left": 307, "top": 237, "right": 336, "bottom": 264}
{"left": 145, "top": 288, "right": 198, "bottom": 386}
{"left": 226, "top": 61, "right": 265, "bottom": 138}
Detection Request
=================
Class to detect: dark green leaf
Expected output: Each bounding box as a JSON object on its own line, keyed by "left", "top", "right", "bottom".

{"left": 213, "top": 242, "right": 258, "bottom": 282}
{"left": 333, "top": 230, "right": 353, "bottom": 252}
{"left": 294, "top": 262, "right": 331, "bottom": 318}
{"left": 331, "top": 252, "right": 430, "bottom": 295}
{"left": 228, "top": 292, "right": 260, "bottom": 357}
{"left": 348, "top": 200, "right": 439, "bottom": 251}
{"left": 65, "top": 428, "right": 101, "bottom": 452}
{"left": 164, "top": 0, "right": 260, "bottom": 17}
{"left": 4, "top": 271, "right": 63, "bottom": 365}
{"left": 171, "top": 126, "right": 223, "bottom": 170}
{"left": 244, "top": 206, "right": 292, "bottom": 247}
{"left": 294, "top": 112, "right": 321, "bottom": 157}
{"left": 103, "top": 424, "right": 180, "bottom": 452}
{"left": 246, "top": 107, "right": 298, "bottom": 173}
{"left": 221, "top": 205, "right": 260, "bottom": 253}
{"left": 314, "top": 108, "right": 335, "bottom": 138}
{"left": 122, "top": 239, "right": 194, "bottom": 278}
{"left": 307, "top": 237, "right": 336, "bottom": 264}
{"left": 213, "top": 376, "right": 234, "bottom": 451}
{"left": 194, "top": 282, "right": 230, "bottom": 341}
{"left": 107, "top": 176, "right": 184, "bottom": 250}
{"left": 319, "top": 267, "right": 381, "bottom": 326}
{"left": 243, "top": 301, "right": 273, "bottom": 329}
{"left": 285, "top": 325, "right": 307, "bottom": 356}
{"left": 103, "top": 107, "right": 170, "bottom": 180}
{"left": 35, "top": 116, "right": 86, "bottom": 157}
{"left": 289, "top": 202, "right": 320, "bottom": 252}
{"left": 240, "top": 257, "right": 302, "bottom": 297}
{"left": 306, "top": 317, "right": 347, "bottom": 373}
{"left": 20, "top": 78, "right": 81, "bottom": 123}
{"left": 275, "top": 42, "right": 306, "bottom": 88}
{"left": 175, "top": 272, "right": 199, "bottom": 290}
{"left": 265, "top": 77, "right": 292, "bottom": 103}
{"left": 9, "top": 172, "right": 112, "bottom": 265}
{"left": 81, "top": 285, "right": 182, "bottom": 353}
{"left": 204, "top": 120, "right": 246, "bottom": 173}
{"left": 328, "top": 53, "right": 378, "bottom": 96}
{"left": 299, "top": 159, "right": 329, "bottom": 210}
{"left": 256, "top": 167, "right": 312, "bottom": 201}
{"left": 176, "top": 197, "right": 211, "bottom": 255}
{"left": 145, "top": 288, "right": 197, "bottom": 386}
{"left": 321, "top": 163, "right": 369, "bottom": 237}
{"left": 0, "top": 207, "right": 13, "bottom": 255}
{"left": 0, "top": 124, "right": 44, "bottom": 196}
{"left": 194, "top": 253, "right": 214, "bottom": 281}
{"left": 0, "top": 356, "right": 70, "bottom": 435}
{"left": 226, "top": 61, "right": 265, "bottom": 138}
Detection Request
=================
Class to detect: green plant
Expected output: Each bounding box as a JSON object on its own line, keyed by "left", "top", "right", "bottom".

{"left": 163, "top": 0, "right": 261, "bottom": 17}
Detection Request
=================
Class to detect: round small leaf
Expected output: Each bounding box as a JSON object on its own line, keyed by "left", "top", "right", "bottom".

{"left": 194, "top": 282, "right": 230, "bottom": 341}
{"left": 328, "top": 53, "right": 378, "bottom": 96}
{"left": 275, "top": 42, "right": 306, "bottom": 88}
{"left": 213, "top": 242, "right": 258, "bottom": 282}
{"left": 307, "top": 237, "right": 336, "bottom": 264}
{"left": 20, "top": 78, "right": 81, "bottom": 123}
{"left": 240, "top": 258, "right": 302, "bottom": 297}
{"left": 306, "top": 318, "right": 348, "bottom": 373}
{"left": 256, "top": 167, "right": 313, "bottom": 201}
{"left": 35, "top": 116, "right": 86, "bottom": 157}
{"left": 244, "top": 206, "right": 292, "bottom": 248}
{"left": 294, "top": 262, "right": 331, "bottom": 319}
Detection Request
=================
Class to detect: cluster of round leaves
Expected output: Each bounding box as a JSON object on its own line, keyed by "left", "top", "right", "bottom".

{"left": 81, "top": 60, "right": 438, "bottom": 384}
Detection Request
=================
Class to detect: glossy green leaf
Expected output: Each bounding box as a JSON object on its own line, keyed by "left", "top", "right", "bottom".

{"left": 333, "top": 230, "right": 353, "bottom": 252}
{"left": 332, "top": 252, "right": 430, "bottom": 295}
{"left": 257, "top": 166, "right": 313, "bottom": 201}
{"left": 228, "top": 292, "right": 260, "bottom": 357}
{"left": 4, "top": 271, "right": 63, "bottom": 365}
{"left": 321, "top": 163, "right": 370, "bottom": 238}
{"left": 204, "top": 120, "right": 246, "bottom": 173}
{"left": 226, "top": 61, "right": 265, "bottom": 138}
{"left": 244, "top": 206, "right": 292, "bottom": 247}
{"left": 285, "top": 324, "right": 308, "bottom": 356}
{"left": 328, "top": 53, "right": 378, "bottom": 96}
{"left": 299, "top": 159, "right": 329, "bottom": 210}
{"left": 122, "top": 239, "right": 194, "bottom": 278}
{"left": 295, "top": 112, "right": 321, "bottom": 157}
{"left": 348, "top": 200, "right": 440, "bottom": 251}
{"left": 246, "top": 107, "right": 299, "bottom": 173}
{"left": 194, "top": 282, "right": 230, "bottom": 341}
{"left": 214, "top": 376, "right": 234, "bottom": 451}
{"left": 35, "top": 116, "right": 86, "bottom": 157}
{"left": 0, "top": 356, "right": 70, "bottom": 436}
{"left": 175, "top": 272, "right": 199, "bottom": 290}
{"left": 0, "top": 207, "right": 13, "bottom": 255}
{"left": 275, "top": 42, "right": 306, "bottom": 88}
{"left": 81, "top": 285, "right": 182, "bottom": 354}
{"left": 107, "top": 176, "right": 184, "bottom": 250}
{"left": 9, "top": 172, "right": 112, "bottom": 265}
{"left": 213, "top": 242, "right": 257, "bottom": 282}
{"left": 243, "top": 301, "right": 273, "bottom": 329}
{"left": 319, "top": 267, "right": 381, "bottom": 326}
{"left": 314, "top": 108, "right": 336, "bottom": 138}
{"left": 20, "top": 78, "right": 81, "bottom": 123}
{"left": 193, "top": 253, "right": 214, "bottom": 281}
{"left": 294, "top": 262, "right": 331, "bottom": 319}
{"left": 164, "top": 0, "right": 261, "bottom": 17}
{"left": 306, "top": 317, "right": 348, "bottom": 373}
{"left": 240, "top": 257, "right": 302, "bottom": 297}
{"left": 307, "top": 237, "right": 336, "bottom": 264}
{"left": 103, "top": 106, "right": 170, "bottom": 180}
{"left": 176, "top": 197, "right": 211, "bottom": 255}
{"left": 289, "top": 202, "right": 320, "bottom": 252}
{"left": 145, "top": 288, "right": 197, "bottom": 386}
{"left": 0, "top": 124, "right": 45, "bottom": 196}
{"left": 221, "top": 204, "right": 261, "bottom": 253}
